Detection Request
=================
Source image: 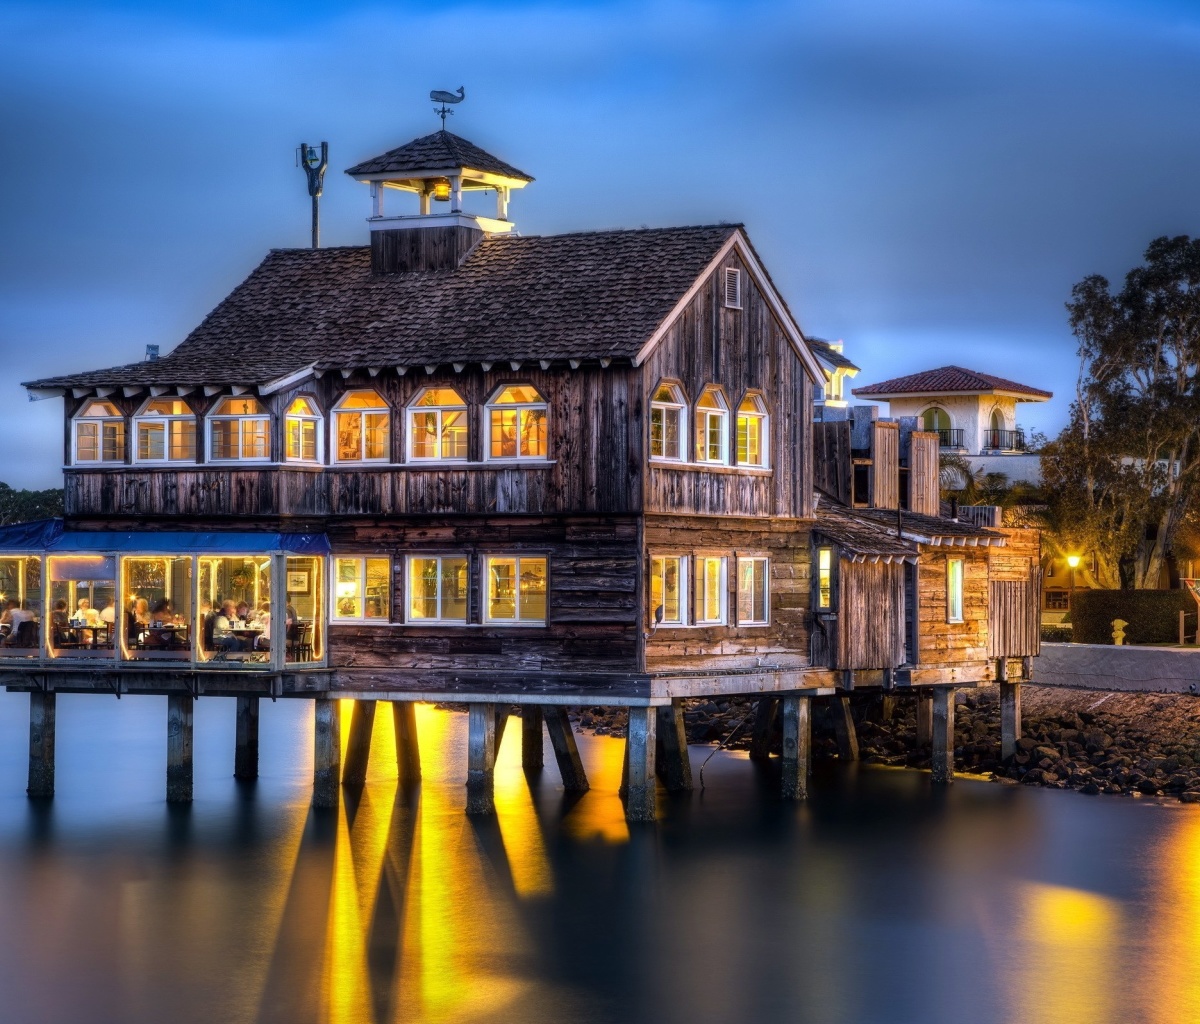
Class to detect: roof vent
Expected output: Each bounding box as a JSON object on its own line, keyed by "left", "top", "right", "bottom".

{"left": 145, "top": 344, "right": 159, "bottom": 361}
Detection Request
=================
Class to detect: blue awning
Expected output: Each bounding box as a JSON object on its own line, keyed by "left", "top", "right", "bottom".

{"left": 0, "top": 519, "right": 330, "bottom": 556}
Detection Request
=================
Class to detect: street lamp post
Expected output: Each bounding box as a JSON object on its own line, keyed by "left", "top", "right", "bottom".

{"left": 1066, "top": 554, "right": 1081, "bottom": 614}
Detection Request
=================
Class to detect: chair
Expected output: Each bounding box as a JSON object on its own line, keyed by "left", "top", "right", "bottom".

{"left": 290, "top": 622, "right": 313, "bottom": 662}
{"left": 11, "top": 621, "right": 38, "bottom": 649}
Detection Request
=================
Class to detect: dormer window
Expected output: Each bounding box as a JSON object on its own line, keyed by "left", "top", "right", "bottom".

{"left": 209, "top": 397, "right": 270, "bottom": 462}
{"left": 73, "top": 400, "right": 125, "bottom": 464}
{"left": 724, "top": 267, "right": 742, "bottom": 309}
{"left": 334, "top": 391, "right": 390, "bottom": 463}
{"left": 695, "top": 388, "right": 729, "bottom": 464}
{"left": 285, "top": 397, "right": 322, "bottom": 463}
{"left": 134, "top": 398, "right": 195, "bottom": 463}
{"left": 487, "top": 385, "right": 547, "bottom": 460}
{"left": 650, "top": 383, "right": 687, "bottom": 462}
{"left": 408, "top": 387, "right": 468, "bottom": 461}
{"left": 736, "top": 394, "right": 768, "bottom": 468}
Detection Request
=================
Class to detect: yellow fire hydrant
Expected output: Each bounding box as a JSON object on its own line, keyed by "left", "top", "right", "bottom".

{"left": 1112, "top": 618, "right": 1128, "bottom": 645}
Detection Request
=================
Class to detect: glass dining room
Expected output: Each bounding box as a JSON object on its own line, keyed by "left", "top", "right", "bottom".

{"left": 47, "top": 555, "right": 117, "bottom": 659}
{"left": 0, "top": 555, "right": 43, "bottom": 659}
{"left": 120, "top": 556, "right": 193, "bottom": 662}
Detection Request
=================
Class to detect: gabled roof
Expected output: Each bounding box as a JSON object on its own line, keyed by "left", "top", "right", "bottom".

{"left": 848, "top": 506, "right": 1005, "bottom": 547}
{"left": 808, "top": 338, "right": 859, "bottom": 373}
{"left": 851, "top": 365, "right": 1051, "bottom": 401}
{"left": 345, "top": 130, "right": 533, "bottom": 181}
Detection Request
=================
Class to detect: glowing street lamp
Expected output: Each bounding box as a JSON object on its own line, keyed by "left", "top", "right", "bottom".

{"left": 1067, "top": 554, "right": 1081, "bottom": 611}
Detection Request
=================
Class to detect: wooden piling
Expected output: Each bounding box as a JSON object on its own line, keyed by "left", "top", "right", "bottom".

{"left": 234, "top": 695, "right": 259, "bottom": 781}
{"left": 931, "top": 688, "right": 956, "bottom": 784}
{"left": 879, "top": 694, "right": 896, "bottom": 723}
{"left": 342, "top": 700, "right": 377, "bottom": 788}
{"left": 1000, "top": 679, "right": 1022, "bottom": 761}
{"left": 780, "top": 695, "right": 811, "bottom": 800}
{"left": 27, "top": 691, "right": 55, "bottom": 799}
{"left": 916, "top": 692, "right": 933, "bottom": 747}
{"left": 543, "top": 705, "right": 589, "bottom": 791}
{"left": 392, "top": 702, "right": 422, "bottom": 787}
{"left": 166, "top": 693, "right": 193, "bottom": 804}
{"left": 655, "top": 700, "right": 693, "bottom": 792}
{"left": 521, "top": 707, "right": 544, "bottom": 771}
{"left": 624, "top": 706, "right": 657, "bottom": 822}
{"left": 494, "top": 706, "right": 510, "bottom": 755}
{"left": 312, "top": 698, "right": 341, "bottom": 809}
{"left": 749, "top": 698, "right": 778, "bottom": 762}
{"left": 832, "top": 696, "right": 860, "bottom": 761}
{"left": 466, "top": 703, "right": 497, "bottom": 815}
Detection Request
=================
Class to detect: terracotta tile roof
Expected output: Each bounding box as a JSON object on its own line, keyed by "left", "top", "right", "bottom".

{"left": 851, "top": 365, "right": 1052, "bottom": 400}
{"left": 24, "top": 225, "right": 739, "bottom": 391}
{"left": 345, "top": 130, "right": 533, "bottom": 181}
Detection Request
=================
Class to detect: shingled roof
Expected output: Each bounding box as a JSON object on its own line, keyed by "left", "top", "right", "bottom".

{"left": 808, "top": 338, "right": 859, "bottom": 373}
{"left": 851, "top": 365, "right": 1051, "bottom": 400}
{"left": 848, "top": 506, "right": 1005, "bottom": 546}
{"left": 814, "top": 501, "right": 917, "bottom": 563}
{"left": 345, "top": 130, "right": 533, "bottom": 181}
{"left": 24, "top": 225, "right": 740, "bottom": 391}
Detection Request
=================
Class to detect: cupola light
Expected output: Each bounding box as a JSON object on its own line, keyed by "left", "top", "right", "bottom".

{"left": 433, "top": 179, "right": 451, "bottom": 202}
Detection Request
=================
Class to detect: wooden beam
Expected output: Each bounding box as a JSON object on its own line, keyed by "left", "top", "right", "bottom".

{"left": 339, "top": 369, "right": 354, "bottom": 379}
{"left": 599, "top": 358, "right": 611, "bottom": 368}
{"left": 509, "top": 361, "right": 521, "bottom": 371}
{"left": 95, "top": 387, "right": 116, "bottom": 398}
{"left": 521, "top": 707, "right": 544, "bottom": 771}
{"left": 749, "top": 697, "right": 777, "bottom": 762}
{"left": 176, "top": 386, "right": 195, "bottom": 397}
{"left": 466, "top": 703, "right": 497, "bottom": 815}
{"left": 542, "top": 705, "right": 588, "bottom": 791}
{"left": 494, "top": 705, "right": 510, "bottom": 754}
{"left": 624, "top": 706, "right": 656, "bottom": 822}
{"left": 367, "top": 367, "right": 381, "bottom": 377}
{"left": 424, "top": 365, "right": 437, "bottom": 375}
{"left": 569, "top": 359, "right": 581, "bottom": 370}
{"left": 234, "top": 695, "right": 259, "bottom": 781}
{"left": 539, "top": 360, "right": 551, "bottom": 370}
{"left": 780, "top": 695, "right": 810, "bottom": 800}
{"left": 166, "top": 693, "right": 193, "bottom": 804}
{"left": 832, "top": 697, "right": 859, "bottom": 761}
{"left": 481, "top": 362, "right": 493, "bottom": 371}
{"left": 203, "top": 385, "right": 222, "bottom": 396}
{"left": 341, "top": 700, "right": 377, "bottom": 788}
{"left": 229, "top": 385, "right": 248, "bottom": 395}
{"left": 313, "top": 698, "right": 341, "bottom": 809}
{"left": 122, "top": 386, "right": 144, "bottom": 398}
{"left": 395, "top": 366, "right": 408, "bottom": 377}
{"left": 453, "top": 363, "right": 465, "bottom": 373}
{"left": 915, "top": 692, "right": 933, "bottom": 747}
{"left": 392, "top": 701, "right": 422, "bottom": 786}
{"left": 655, "top": 700, "right": 692, "bottom": 792}
{"left": 931, "top": 688, "right": 956, "bottom": 784}
{"left": 999, "top": 658, "right": 1021, "bottom": 761}
{"left": 71, "top": 387, "right": 91, "bottom": 399}
{"left": 27, "top": 691, "right": 55, "bottom": 799}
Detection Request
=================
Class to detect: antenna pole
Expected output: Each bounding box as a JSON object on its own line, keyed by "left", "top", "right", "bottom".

{"left": 299, "top": 141, "right": 329, "bottom": 249}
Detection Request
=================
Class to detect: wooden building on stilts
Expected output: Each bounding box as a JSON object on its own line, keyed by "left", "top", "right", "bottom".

{"left": 5, "top": 123, "right": 1041, "bottom": 820}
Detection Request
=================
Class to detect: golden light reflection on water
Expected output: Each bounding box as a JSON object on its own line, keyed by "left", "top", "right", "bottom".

{"left": 560, "top": 721, "right": 630, "bottom": 845}
{"left": 1141, "top": 813, "right": 1200, "bottom": 1024}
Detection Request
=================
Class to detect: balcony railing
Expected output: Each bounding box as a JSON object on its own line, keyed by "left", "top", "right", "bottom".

{"left": 937, "top": 429, "right": 965, "bottom": 450}
{"left": 982, "top": 429, "right": 1027, "bottom": 452}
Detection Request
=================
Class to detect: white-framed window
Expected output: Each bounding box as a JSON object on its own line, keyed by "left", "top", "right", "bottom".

{"left": 133, "top": 398, "right": 196, "bottom": 463}
{"left": 695, "top": 555, "right": 727, "bottom": 625}
{"left": 208, "top": 396, "right": 270, "bottom": 462}
{"left": 486, "top": 385, "right": 548, "bottom": 460}
{"left": 332, "top": 556, "right": 391, "bottom": 622}
{"left": 817, "top": 546, "right": 833, "bottom": 610}
{"left": 947, "top": 557, "right": 964, "bottom": 624}
{"left": 649, "top": 555, "right": 687, "bottom": 626}
{"left": 724, "top": 267, "right": 742, "bottom": 309}
{"left": 650, "top": 383, "right": 687, "bottom": 462}
{"left": 284, "top": 397, "right": 322, "bottom": 463}
{"left": 334, "top": 391, "right": 390, "bottom": 463}
{"left": 406, "top": 555, "right": 469, "bottom": 623}
{"left": 695, "top": 388, "right": 729, "bottom": 464}
{"left": 737, "top": 556, "right": 769, "bottom": 625}
{"left": 408, "top": 387, "right": 468, "bottom": 462}
{"left": 484, "top": 555, "right": 547, "bottom": 624}
{"left": 73, "top": 400, "right": 126, "bottom": 464}
{"left": 736, "top": 393, "right": 768, "bottom": 467}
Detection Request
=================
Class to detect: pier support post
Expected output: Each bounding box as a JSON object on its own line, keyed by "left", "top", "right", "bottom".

{"left": 832, "top": 696, "right": 859, "bottom": 762}
{"left": 166, "top": 694, "right": 194, "bottom": 804}
{"left": 313, "top": 698, "right": 341, "bottom": 809}
{"left": 234, "top": 695, "right": 259, "bottom": 781}
{"left": 521, "top": 707, "right": 544, "bottom": 771}
{"left": 27, "top": 691, "right": 56, "bottom": 799}
{"left": 1000, "top": 681, "right": 1022, "bottom": 761}
{"left": 543, "top": 705, "right": 589, "bottom": 791}
{"left": 931, "top": 688, "right": 955, "bottom": 784}
{"left": 392, "top": 702, "right": 422, "bottom": 787}
{"left": 494, "top": 706, "right": 510, "bottom": 755}
{"left": 879, "top": 694, "right": 896, "bottom": 724}
{"left": 780, "top": 694, "right": 811, "bottom": 800}
{"left": 655, "top": 700, "right": 693, "bottom": 792}
{"left": 624, "top": 706, "right": 656, "bottom": 822}
{"left": 466, "top": 703, "right": 497, "bottom": 815}
{"left": 749, "top": 698, "right": 777, "bottom": 762}
{"left": 342, "top": 700, "right": 377, "bottom": 788}
{"left": 916, "top": 692, "right": 933, "bottom": 747}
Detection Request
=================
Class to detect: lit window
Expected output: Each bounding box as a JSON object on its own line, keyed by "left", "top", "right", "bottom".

{"left": 487, "top": 385, "right": 547, "bottom": 460}
{"left": 737, "top": 557, "right": 769, "bottom": 625}
{"left": 650, "top": 383, "right": 687, "bottom": 462}
{"left": 695, "top": 556, "right": 726, "bottom": 624}
{"left": 818, "top": 547, "right": 833, "bottom": 609}
{"left": 74, "top": 400, "right": 125, "bottom": 464}
{"left": 736, "top": 394, "right": 768, "bottom": 467}
{"left": 285, "top": 397, "right": 322, "bottom": 463}
{"left": 334, "top": 391, "right": 390, "bottom": 463}
{"left": 1045, "top": 590, "right": 1069, "bottom": 611}
{"left": 408, "top": 387, "right": 468, "bottom": 461}
{"left": 724, "top": 267, "right": 742, "bottom": 309}
{"left": 332, "top": 557, "right": 391, "bottom": 621}
{"left": 650, "top": 555, "right": 686, "bottom": 626}
{"left": 947, "top": 557, "right": 964, "bottom": 623}
{"left": 407, "top": 555, "right": 469, "bottom": 622}
{"left": 134, "top": 399, "right": 196, "bottom": 463}
{"left": 485, "top": 555, "right": 547, "bottom": 624}
{"left": 695, "top": 388, "right": 728, "bottom": 464}
{"left": 209, "top": 397, "right": 270, "bottom": 461}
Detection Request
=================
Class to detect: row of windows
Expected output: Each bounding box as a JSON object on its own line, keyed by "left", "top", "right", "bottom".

{"left": 816, "top": 547, "right": 966, "bottom": 625}
{"left": 649, "top": 554, "right": 770, "bottom": 627}
{"left": 650, "top": 385, "right": 769, "bottom": 467}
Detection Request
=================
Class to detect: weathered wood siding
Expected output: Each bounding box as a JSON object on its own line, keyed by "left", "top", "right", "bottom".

{"left": 837, "top": 559, "right": 906, "bottom": 670}
{"left": 813, "top": 421, "right": 852, "bottom": 505}
{"left": 917, "top": 547, "right": 990, "bottom": 666}
{"left": 988, "top": 526, "right": 1042, "bottom": 658}
{"left": 907, "top": 433, "right": 940, "bottom": 516}
{"left": 871, "top": 422, "right": 899, "bottom": 510}
{"left": 370, "top": 224, "right": 483, "bottom": 274}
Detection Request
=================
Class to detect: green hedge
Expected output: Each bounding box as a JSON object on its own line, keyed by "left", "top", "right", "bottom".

{"left": 1071, "top": 589, "right": 1195, "bottom": 645}
{"left": 1041, "top": 624, "right": 1073, "bottom": 643}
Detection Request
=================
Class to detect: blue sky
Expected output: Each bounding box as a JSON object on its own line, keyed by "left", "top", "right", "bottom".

{"left": 3, "top": 0, "right": 1200, "bottom": 487}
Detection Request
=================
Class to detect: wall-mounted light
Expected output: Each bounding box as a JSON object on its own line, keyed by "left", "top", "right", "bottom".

{"left": 432, "top": 179, "right": 451, "bottom": 202}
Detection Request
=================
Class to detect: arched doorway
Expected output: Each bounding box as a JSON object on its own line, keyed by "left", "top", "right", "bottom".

{"left": 922, "top": 407, "right": 955, "bottom": 448}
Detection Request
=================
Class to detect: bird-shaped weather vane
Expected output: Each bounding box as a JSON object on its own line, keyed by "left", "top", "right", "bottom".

{"left": 431, "top": 86, "right": 465, "bottom": 127}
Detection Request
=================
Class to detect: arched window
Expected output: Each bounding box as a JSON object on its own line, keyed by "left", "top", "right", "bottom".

{"left": 486, "top": 385, "right": 547, "bottom": 460}
{"left": 134, "top": 398, "right": 195, "bottom": 463}
{"left": 408, "top": 387, "right": 468, "bottom": 461}
{"left": 650, "top": 383, "right": 687, "bottom": 461}
{"left": 209, "top": 396, "right": 270, "bottom": 462}
{"left": 285, "top": 397, "right": 322, "bottom": 463}
{"left": 922, "top": 407, "right": 951, "bottom": 432}
{"left": 73, "top": 400, "right": 125, "bottom": 464}
{"left": 334, "top": 391, "right": 390, "bottom": 463}
{"left": 990, "top": 408, "right": 1004, "bottom": 432}
{"left": 695, "top": 387, "right": 729, "bottom": 464}
{"left": 736, "top": 393, "right": 768, "bottom": 467}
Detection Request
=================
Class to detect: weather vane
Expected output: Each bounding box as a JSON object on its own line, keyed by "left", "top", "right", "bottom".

{"left": 431, "top": 86, "right": 465, "bottom": 127}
